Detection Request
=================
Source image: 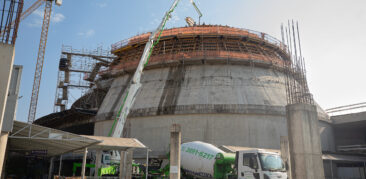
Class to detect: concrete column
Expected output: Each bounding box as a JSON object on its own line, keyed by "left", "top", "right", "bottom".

{"left": 145, "top": 149, "right": 150, "bottom": 179}
{"left": 95, "top": 150, "right": 102, "bottom": 177}
{"left": 81, "top": 148, "right": 88, "bottom": 179}
{"left": 0, "top": 44, "right": 15, "bottom": 130}
{"left": 119, "top": 151, "right": 126, "bottom": 179}
{"left": 0, "top": 132, "right": 8, "bottom": 177}
{"left": 0, "top": 44, "right": 15, "bottom": 177}
{"left": 58, "top": 155, "right": 62, "bottom": 176}
{"left": 125, "top": 150, "right": 133, "bottom": 179}
{"left": 280, "top": 136, "right": 291, "bottom": 178}
{"left": 48, "top": 157, "right": 55, "bottom": 179}
{"left": 169, "top": 124, "right": 181, "bottom": 179}
{"left": 363, "top": 162, "right": 365, "bottom": 179}
{"left": 330, "top": 160, "right": 334, "bottom": 179}
{"left": 286, "top": 103, "right": 325, "bottom": 179}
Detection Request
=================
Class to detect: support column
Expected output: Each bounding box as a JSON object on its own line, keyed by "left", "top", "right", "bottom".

{"left": 280, "top": 136, "right": 291, "bottom": 179}
{"left": 0, "top": 138, "right": 8, "bottom": 179}
{"left": 58, "top": 155, "right": 63, "bottom": 176}
{"left": 0, "top": 44, "right": 15, "bottom": 177}
{"left": 48, "top": 157, "right": 55, "bottom": 179}
{"left": 286, "top": 103, "right": 325, "bottom": 179}
{"left": 170, "top": 124, "right": 181, "bottom": 179}
{"left": 125, "top": 150, "right": 133, "bottom": 179}
{"left": 330, "top": 160, "right": 334, "bottom": 179}
{"left": 145, "top": 149, "right": 150, "bottom": 179}
{"left": 0, "top": 132, "right": 8, "bottom": 177}
{"left": 81, "top": 148, "right": 88, "bottom": 179}
{"left": 119, "top": 151, "right": 126, "bottom": 179}
{"left": 95, "top": 150, "right": 102, "bottom": 177}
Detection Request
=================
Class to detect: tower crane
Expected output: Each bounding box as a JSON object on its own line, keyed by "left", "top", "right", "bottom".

{"left": 27, "top": 0, "right": 61, "bottom": 123}
{"left": 0, "top": 0, "right": 61, "bottom": 123}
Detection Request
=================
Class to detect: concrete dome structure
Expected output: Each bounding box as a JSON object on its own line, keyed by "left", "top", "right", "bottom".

{"left": 34, "top": 25, "right": 334, "bottom": 159}
{"left": 88, "top": 25, "right": 334, "bottom": 157}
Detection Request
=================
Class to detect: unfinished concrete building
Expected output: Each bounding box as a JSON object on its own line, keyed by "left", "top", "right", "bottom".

{"left": 35, "top": 25, "right": 334, "bottom": 158}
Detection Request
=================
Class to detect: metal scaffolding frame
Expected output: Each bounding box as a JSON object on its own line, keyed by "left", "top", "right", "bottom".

{"left": 53, "top": 45, "right": 115, "bottom": 112}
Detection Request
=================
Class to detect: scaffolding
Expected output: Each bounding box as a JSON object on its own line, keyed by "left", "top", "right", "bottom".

{"left": 106, "top": 25, "right": 290, "bottom": 75}
{"left": 53, "top": 45, "right": 115, "bottom": 112}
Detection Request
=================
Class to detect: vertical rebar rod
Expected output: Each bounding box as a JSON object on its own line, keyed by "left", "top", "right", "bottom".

{"left": 281, "top": 23, "right": 285, "bottom": 47}
{"left": 11, "top": 0, "right": 23, "bottom": 44}
{"left": 4, "top": 0, "right": 15, "bottom": 43}
{"left": 291, "top": 20, "right": 298, "bottom": 62}
{"left": 287, "top": 21, "right": 293, "bottom": 58}
{"left": 0, "top": 0, "right": 6, "bottom": 32}
{"left": 296, "top": 21, "right": 303, "bottom": 59}
{"left": 283, "top": 20, "right": 313, "bottom": 105}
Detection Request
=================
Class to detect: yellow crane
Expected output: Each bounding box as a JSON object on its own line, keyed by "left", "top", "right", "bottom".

{"left": 28, "top": 0, "right": 61, "bottom": 123}
{"left": 0, "top": 0, "right": 61, "bottom": 123}
{"left": 21, "top": 0, "right": 62, "bottom": 123}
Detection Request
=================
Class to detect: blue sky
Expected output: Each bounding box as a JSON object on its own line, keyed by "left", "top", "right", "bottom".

{"left": 13, "top": 0, "right": 366, "bottom": 122}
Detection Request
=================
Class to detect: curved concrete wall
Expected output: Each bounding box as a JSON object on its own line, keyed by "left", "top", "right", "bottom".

{"left": 95, "top": 113, "right": 287, "bottom": 157}
{"left": 94, "top": 64, "right": 334, "bottom": 156}
{"left": 96, "top": 64, "right": 288, "bottom": 119}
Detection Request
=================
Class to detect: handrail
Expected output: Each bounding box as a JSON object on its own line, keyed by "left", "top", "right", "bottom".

{"left": 102, "top": 50, "right": 285, "bottom": 76}
{"left": 111, "top": 25, "right": 286, "bottom": 52}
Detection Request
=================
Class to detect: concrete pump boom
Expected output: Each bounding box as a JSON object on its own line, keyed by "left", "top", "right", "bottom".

{"left": 109, "top": 0, "right": 182, "bottom": 138}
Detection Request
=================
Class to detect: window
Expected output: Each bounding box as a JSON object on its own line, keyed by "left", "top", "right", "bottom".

{"left": 243, "top": 154, "right": 250, "bottom": 166}
{"left": 259, "top": 153, "right": 285, "bottom": 172}
{"left": 243, "top": 153, "right": 258, "bottom": 169}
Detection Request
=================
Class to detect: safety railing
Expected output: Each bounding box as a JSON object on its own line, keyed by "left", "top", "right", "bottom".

{"left": 106, "top": 50, "right": 285, "bottom": 75}
{"left": 111, "top": 26, "right": 286, "bottom": 52}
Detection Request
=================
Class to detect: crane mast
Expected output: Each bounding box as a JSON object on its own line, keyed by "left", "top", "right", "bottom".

{"left": 27, "top": 0, "right": 53, "bottom": 123}
{"left": 109, "top": 0, "right": 181, "bottom": 137}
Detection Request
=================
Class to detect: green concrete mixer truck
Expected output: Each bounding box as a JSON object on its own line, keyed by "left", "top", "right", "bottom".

{"left": 181, "top": 141, "right": 288, "bottom": 179}
{"left": 97, "top": 141, "right": 288, "bottom": 178}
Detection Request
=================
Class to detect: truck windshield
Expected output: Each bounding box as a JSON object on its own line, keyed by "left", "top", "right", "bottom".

{"left": 259, "top": 153, "right": 285, "bottom": 172}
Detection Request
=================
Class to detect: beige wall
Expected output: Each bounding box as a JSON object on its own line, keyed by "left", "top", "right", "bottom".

{"left": 0, "top": 43, "right": 15, "bottom": 177}
{"left": 0, "top": 44, "right": 15, "bottom": 132}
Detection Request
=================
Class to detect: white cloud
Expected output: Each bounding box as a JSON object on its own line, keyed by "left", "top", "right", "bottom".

{"left": 78, "top": 29, "right": 95, "bottom": 37}
{"left": 52, "top": 13, "right": 65, "bottom": 23}
{"left": 27, "top": 9, "right": 65, "bottom": 27}
{"left": 33, "top": 9, "right": 43, "bottom": 17}
{"left": 96, "top": 2, "right": 107, "bottom": 8}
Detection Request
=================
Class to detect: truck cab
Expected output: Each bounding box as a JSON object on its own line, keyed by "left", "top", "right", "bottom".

{"left": 236, "top": 149, "right": 287, "bottom": 179}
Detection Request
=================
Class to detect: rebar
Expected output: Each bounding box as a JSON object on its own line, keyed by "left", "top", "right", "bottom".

{"left": 0, "top": 0, "right": 23, "bottom": 45}
{"left": 283, "top": 20, "right": 314, "bottom": 105}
